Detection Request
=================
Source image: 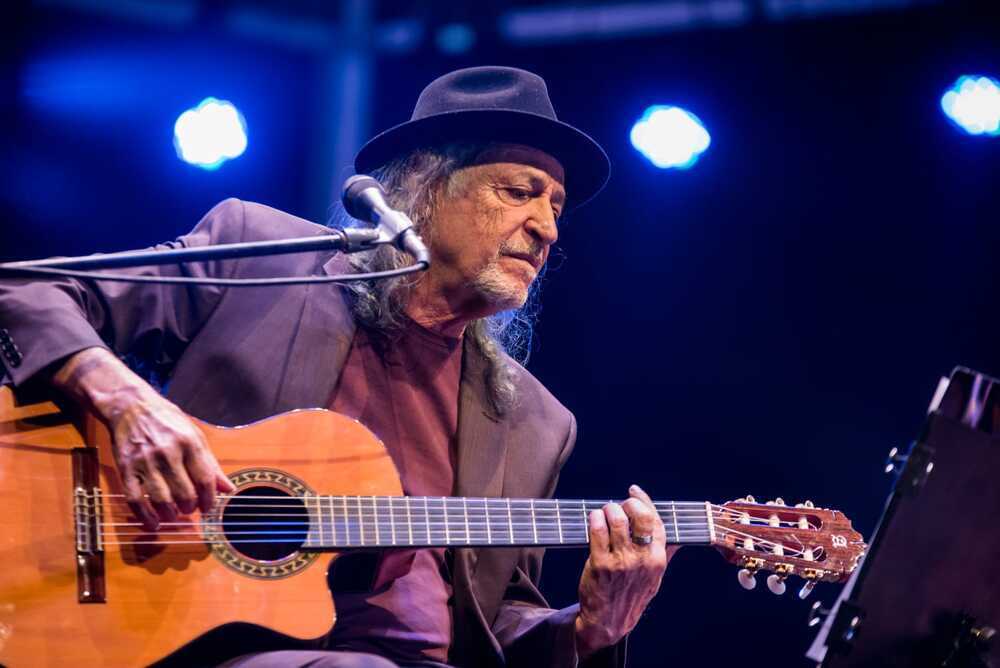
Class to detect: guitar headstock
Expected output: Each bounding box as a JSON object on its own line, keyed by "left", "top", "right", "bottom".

{"left": 711, "top": 496, "right": 866, "bottom": 598}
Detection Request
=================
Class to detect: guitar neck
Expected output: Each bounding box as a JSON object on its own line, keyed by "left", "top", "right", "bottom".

{"left": 294, "top": 496, "right": 715, "bottom": 550}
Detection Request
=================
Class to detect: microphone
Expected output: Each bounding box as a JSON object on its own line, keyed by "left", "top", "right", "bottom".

{"left": 341, "top": 175, "right": 431, "bottom": 266}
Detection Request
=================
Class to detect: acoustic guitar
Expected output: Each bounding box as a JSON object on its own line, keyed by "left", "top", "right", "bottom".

{"left": 0, "top": 386, "right": 865, "bottom": 666}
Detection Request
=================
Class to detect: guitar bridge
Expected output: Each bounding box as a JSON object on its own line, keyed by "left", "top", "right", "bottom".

{"left": 72, "top": 448, "right": 106, "bottom": 603}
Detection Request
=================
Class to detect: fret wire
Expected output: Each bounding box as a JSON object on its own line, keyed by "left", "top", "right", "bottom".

{"left": 316, "top": 495, "right": 324, "bottom": 548}
{"left": 442, "top": 497, "right": 450, "bottom": 544}
{"left": 342, "top": 496, "right": 349, "bottom": 545}
{"left": 463, "top": 498, "right": 470, "bottom": 545}
{"left": 506, "top": 498, "right": 514, "bottom": 545}
{"left": 424, "top": 496, "right": 431, "bottom": 543}
{"left": 489, "top": 499, "right": 510, "bottom": 543}
{"left": 357, "top": 496, "right": 365, "bottom": 546}
{"left": 671, "top": 501, "right": 680, "bottom": 542}
{"left": 478, "top": 499, "right": 485, "bottom": 544}
{"left": 406, "top": 496, "right": 413, "bottom": 546}
{"left": 372, "top": 496, "right": 380, "bottom": 545}
{"left": 556, "top": 499, "right": 563, "bottom": 544}
{"left": 384, "top": 497, "right": 391, "bottom": 546}
{"left": 529, "top": 499, "right": 538, "bottom": 544}
{"left": 704, "top": 501, "right": 716, "bottom": 543}
{"left": 485, "top": 498, "right": 493, "bottom": 544}
{"left": 327, "top": 495, "right": 336, "bottom": 548}
{"left": 384, "top": 496, "right": 395, "bottom": 546}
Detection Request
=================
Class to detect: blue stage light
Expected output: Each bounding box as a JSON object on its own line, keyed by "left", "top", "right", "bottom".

{"left": 173, "top": 97, "right": 248, "bottom": 170}
{"left": 630, "top": 105, "right": 710, "bottom": 169}
{"left": 436, "top": 23, "right": 476, "bottom": 54}
{"left": 941, "top": 75, "right": 1000, "bottom": 137}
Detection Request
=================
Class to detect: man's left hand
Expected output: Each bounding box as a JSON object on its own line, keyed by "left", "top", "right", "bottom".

{"left": 575, "top": 484, "right": 676, "bottom": 659}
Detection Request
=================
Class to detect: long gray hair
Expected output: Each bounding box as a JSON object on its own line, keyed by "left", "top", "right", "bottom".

{"left": 334, "top": 143, "right": 545, "bottom": 415}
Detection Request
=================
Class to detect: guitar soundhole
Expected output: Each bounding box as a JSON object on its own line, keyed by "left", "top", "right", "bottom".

{"left": 221, "top": 486, "right": 308, "bottom": 562}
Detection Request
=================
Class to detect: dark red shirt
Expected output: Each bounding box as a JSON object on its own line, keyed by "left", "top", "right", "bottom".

{"left": 325, "top": 319, "right": 463, "bottom": 663}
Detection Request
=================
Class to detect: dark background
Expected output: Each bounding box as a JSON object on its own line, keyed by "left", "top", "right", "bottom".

{"left": 3, "top": 1, "right": 999, "bottom": 665}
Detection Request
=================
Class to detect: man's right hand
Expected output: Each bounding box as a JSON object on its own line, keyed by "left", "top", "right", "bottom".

{"left": 51, "top": 347, "right": 235, "bottom": 530}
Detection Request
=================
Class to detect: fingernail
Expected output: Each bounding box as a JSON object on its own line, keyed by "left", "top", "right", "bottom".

{"left": 630, "top": 484, "right": 643, "bottom": 494}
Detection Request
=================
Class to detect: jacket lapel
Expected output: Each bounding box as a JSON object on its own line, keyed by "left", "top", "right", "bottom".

{"left": 270, "top": 255, "right": 356, "bottom": 412}
{"left": 450, "top": 340, "right": 516, "bottom": 666}
{"left": 453, "top": 340, "right": 509, "bottom": 499}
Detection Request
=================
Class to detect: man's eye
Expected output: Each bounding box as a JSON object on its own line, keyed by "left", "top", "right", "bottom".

{"left": 501, "top": 188, "right": 532, "bottom": 202}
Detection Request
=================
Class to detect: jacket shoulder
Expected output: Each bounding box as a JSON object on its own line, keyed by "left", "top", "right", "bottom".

{"left": 507, "top": 355, "right": 575, "bottom": 434}
{"left": 193, "top": 198, "right": 333, "bottom": 245}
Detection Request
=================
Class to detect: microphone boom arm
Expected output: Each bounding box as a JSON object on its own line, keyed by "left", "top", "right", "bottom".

{"left": 0, "top": 228, "right": 384, "bottom": 274}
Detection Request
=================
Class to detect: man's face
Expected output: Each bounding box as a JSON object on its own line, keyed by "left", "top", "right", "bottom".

{"left": 427, "top": 144, "right": 566, "bottom": 316}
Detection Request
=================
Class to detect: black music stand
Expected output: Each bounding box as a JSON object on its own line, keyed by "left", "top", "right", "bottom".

{"left": 808, "top": 366, "right": 1000, "bottom": 668}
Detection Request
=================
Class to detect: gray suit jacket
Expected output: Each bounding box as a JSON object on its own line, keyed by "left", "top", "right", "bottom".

{"left": 0, "top": 199, "right": 623, "bottom": 668}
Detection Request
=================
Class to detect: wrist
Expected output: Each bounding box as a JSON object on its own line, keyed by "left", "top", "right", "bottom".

{"left": 574, "top": 614, "right": 612, "bottom": 661}
{"left": 51, "top": 347, "right": 154, "bottom": 425}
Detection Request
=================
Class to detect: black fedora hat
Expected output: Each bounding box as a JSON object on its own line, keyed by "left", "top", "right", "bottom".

{"left": 354, "top": 66, "right": 610, "bottom": 210}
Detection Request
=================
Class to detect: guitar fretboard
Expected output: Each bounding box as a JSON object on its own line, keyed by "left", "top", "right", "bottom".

{"left": 288, "top": 496, "right": 714, "bottom": 549}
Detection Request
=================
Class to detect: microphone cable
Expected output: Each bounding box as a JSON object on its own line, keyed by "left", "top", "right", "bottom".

{"left": 3, "top": 262, "right": 428, "bottom": 287}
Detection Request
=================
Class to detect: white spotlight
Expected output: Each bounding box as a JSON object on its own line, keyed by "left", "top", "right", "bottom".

{"left": 941, "top": 75, "right": 1000, "bottom": 137}
{"left": 174, "top": 97, "right": 248, "bottom": 170}
{"left": 630, "top": 105, "right": 711, "bottom": 169}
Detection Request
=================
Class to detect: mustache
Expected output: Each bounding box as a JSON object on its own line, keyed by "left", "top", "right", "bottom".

{"left": 498, "top": 240, "right": 546, "bottom": 266}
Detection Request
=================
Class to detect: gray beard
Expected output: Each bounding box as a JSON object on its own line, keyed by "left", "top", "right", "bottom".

{"left": 471, "top": 259, "right": 532, "bottom": 312}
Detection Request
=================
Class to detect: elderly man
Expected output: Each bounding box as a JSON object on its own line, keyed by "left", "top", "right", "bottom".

{"left": 0, "top": 67, "right": 672, "bottom": 667}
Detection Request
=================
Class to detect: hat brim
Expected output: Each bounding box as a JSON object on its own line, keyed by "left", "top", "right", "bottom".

{"left": 354, "top": 109, "right": 610, "bottom": 212}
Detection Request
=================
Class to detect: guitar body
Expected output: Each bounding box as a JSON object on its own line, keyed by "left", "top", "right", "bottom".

{"left": 0, "top": 387, "right": 402, "bottom": 667}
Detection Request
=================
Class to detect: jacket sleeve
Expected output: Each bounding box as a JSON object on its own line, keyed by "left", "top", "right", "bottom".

{"left": 491, "top": 413, "right": 627, "bottom": 668}
{"left": 0, "top": 199, "right": 248, "bottom": 391}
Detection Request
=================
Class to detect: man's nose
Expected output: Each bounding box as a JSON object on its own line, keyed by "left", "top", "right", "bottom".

{"left": 525, "top": 200, "right": 559, "bottom": 246}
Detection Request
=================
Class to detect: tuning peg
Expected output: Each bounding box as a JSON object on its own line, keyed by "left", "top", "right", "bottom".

{"left": 737, "top": 568, "right": 757, "bottom": 590}
{"left": 799, "top": 580, "right": 816, "bottom": 599}
{"left": 807, "top": 601, "right": 830, "bottom": 627}
{"left": 766, "top": 574, "right": 787, "bottom": 595}
{"left": 744, "top": 495, "right": 755, "bottom": 504}
{"left": 794, "top": 500, "right": 815, "bottom": 509}
{"left": 884, "top": 446, "right": 908, "bottom": 474}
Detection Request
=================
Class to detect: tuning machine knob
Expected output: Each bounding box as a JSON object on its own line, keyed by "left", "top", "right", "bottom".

{"left": 766, "top": 563, "right": 792, "bottom": 595}
{"left": 766, "top": 574, "right": 787, "bottom": 595}
{"left": 799, "top": 569, "right": 821, "bottom": 599}
{"left": 884, "top": 446, "right": 908, "bottom": 474}
{"left": 737, "top": 557, "right": 764, "bottom": 590}
{"left": 807, "top": 601, "right": 830, "bottom": 627}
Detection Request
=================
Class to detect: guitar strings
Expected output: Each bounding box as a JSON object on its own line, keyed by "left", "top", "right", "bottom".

{"left": 93, "top": 507, "right": 818, "bottom": 533}
{"left": 94, "top": 526, "right": 804, "bottom": 558}
{"left": 83, "top": 495, "right": 825, "bottom": 555}
{"left": 92, "top": 496, "right": 818, "bottom": 530}
{"left": 93, "top": 524, "right": 807, "bottom": 558}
